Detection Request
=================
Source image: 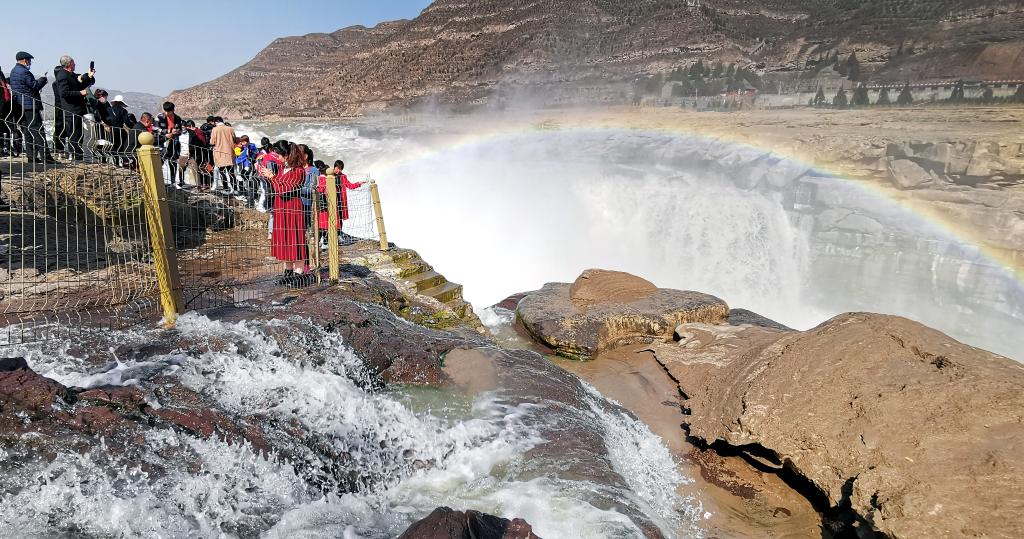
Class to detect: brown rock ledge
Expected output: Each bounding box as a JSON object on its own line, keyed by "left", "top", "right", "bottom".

{"left": 649, "top": 313, "right": 1024, "bottom": 538}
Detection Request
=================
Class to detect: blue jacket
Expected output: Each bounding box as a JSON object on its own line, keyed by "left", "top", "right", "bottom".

{"left": 235, "top": 143, "right": 257, "bottom": 168}
{"left": 300, "top": 166, "right": 318, "bottom": 207}
{"left": 9, "top": 64, "right": 46, "bottom": 110}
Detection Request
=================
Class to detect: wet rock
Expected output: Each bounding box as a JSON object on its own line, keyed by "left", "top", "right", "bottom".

{"left": 517, "top": 270, "right": 729, "bottom": 360}
{"left": 887, "top": 158, "right": 935, "bottom": 189}
{"left": 0, "top": 362, "right": 76, "bottom": 417}
{"left": 283, "top": 291, "right": 484, "bottom": 385}
{"left": 397, "top": 507, "right": 539, "bottom": 539}
{"left": 650, "top": 313, "right": 1024, "bottom": 539}
{"left": 726, "top": 309, "right": 792, "bottom": 331}
{"left": 569, "top": 269, "right": 657, "bottom": 304}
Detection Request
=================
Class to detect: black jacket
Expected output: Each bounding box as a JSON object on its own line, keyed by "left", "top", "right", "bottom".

{"left": 53, "top": 68, "right": 95, "bottom": 115}
{"left": 109, "top": 103, "right": 130, "bottom": 128}
{"left": 51, "top": 66, "right": 64, "bottom": 107}
{"left": 92, "top": 99, "right": 113, "bottom": 125}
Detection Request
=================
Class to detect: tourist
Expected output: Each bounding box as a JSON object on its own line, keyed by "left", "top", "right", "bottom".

{"left": 157, "top": 102, "right": 184, "bottom": 187}
{"left": 0, "top": 64, "right": 18, "bottom": 158}
{"left": 51, "top": 62, "right": 65, "bottom": 156}
{"left": 209, "top": 117, "right": 239, "bottom": 194}
{"left": 53, "top": 55, "right": 95, "bottom": 161}
{"left": 200, "top": 115, "right": 215, "bottom": 148}
{"left": 9, "top": 51, "right": 53, "bottom": 164}
{"left": 300, "top": 144, "right": 319, "bottom": 269}
{"left": 184, "top": 121, "right": 213, "bottom": 190}
{"left": 234, "top": 135, "right": 258, "bottom": 205}
{"left": 108, "top": 95, "right": 130, "bottom": 161}
{"left": 260, "top": 143, "right": 308, "bottom": 285}
{"left": 89, "top": 89, "right": 113, "bottom": 162}
{"left": 254, "top": 137, "right": 283, "bottom": 213}
{"left": 327, "top": 159, "right": 364, "bottom": 243}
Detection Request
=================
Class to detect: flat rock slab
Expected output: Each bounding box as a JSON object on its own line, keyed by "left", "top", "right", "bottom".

{"left": 517, "top": 270, "right": 729, "bottom": 360}
{"left": 650, "top": 313, "right": 1024, "bottom": 539}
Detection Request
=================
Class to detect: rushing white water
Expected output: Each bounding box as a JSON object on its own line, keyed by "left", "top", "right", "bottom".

{"left": 2, "top": 314, "right": 703, "bottom": 538}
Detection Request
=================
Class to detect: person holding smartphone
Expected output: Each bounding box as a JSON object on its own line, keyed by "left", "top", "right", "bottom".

{"left": 53, "top": 55, "right": 95, "bottom": 161}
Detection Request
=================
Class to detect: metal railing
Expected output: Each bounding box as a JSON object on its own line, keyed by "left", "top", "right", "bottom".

{"left": 1, "top": 86, "right": 389, "bottom": 344}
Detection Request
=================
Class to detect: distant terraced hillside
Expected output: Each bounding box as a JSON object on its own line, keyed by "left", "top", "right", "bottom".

{"left": 167, "top": 0, "right": 1024, "bottom": 118}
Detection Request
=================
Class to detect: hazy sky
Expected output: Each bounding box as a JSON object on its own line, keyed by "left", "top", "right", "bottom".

{"left": 4, "top": 0, "right": 433, "bottom": 97}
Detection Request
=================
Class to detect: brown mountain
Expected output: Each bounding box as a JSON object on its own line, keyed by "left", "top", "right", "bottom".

{"left": 167, "top": 0, "right": 1024, "bottom": 118}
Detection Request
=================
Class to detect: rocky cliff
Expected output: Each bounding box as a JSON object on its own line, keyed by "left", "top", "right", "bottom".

{"left": 167, "top": 0, "right": 1024, "bottom": 118}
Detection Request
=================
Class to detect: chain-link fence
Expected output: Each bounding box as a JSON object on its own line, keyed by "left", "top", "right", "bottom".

{"left": 1, "top": 85, "right": 387, "bottom": 345}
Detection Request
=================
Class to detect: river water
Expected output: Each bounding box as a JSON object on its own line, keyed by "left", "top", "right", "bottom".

{"left": 240, "top": 116, "right": 1024, "bottom": 360}
{"left": 1, "top": 313, "right": 705, "bottom": 538}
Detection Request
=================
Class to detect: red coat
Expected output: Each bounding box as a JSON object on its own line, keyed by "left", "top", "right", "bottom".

{"left": 316, "top": 173, "right": 364, "bottom": 230}
{"left": 270, "top": 167, "right": 308, "bottom": 262}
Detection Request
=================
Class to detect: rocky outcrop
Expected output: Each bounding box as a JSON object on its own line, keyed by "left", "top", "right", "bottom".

{"left": 648, "top": 313, "right": 1024, "bottom": 539}
{"left": 516, "top": 270, "right": 729, "bottom": 360}
{"left": 398, "top": 507, "right": 539, "bottom": 539}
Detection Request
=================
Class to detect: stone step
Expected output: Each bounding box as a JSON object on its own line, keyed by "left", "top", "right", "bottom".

{"left": 407, "top": 270, "right": 447, "bottom": 292}
{"left": 445, "top": 298, "right": 472, "bottom": 319}
{"left": 373, "top": 260, "right": 434, "bottom": 280}
{"left": 421, "top": 281, "right": 463, "bottom": 304}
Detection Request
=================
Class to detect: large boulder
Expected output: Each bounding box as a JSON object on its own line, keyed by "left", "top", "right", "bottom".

{"left": 398, "top": 507, "right": 539, "bottom": 539}
{"left": 649, "top": 313, "right": 1024, "bottom": 538}
{"left": 516, "top": 270, "right": 729, "bottom": 360}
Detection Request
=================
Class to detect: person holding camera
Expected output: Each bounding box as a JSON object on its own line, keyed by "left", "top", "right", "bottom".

{"left": 9, "top": 51, "right": 53, "bottom": 164}
{"left": 53, "top": 55, "right": 95, "bottom": 161}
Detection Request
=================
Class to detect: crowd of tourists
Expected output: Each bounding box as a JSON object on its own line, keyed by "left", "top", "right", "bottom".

{"left": 1, "top": 50, "right": 366, "bottom": 286}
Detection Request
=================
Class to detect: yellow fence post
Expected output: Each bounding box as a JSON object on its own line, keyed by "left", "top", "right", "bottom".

{"left": 369, "top": 180, "right": 389, "bottom": 252}
{"left": 325, "top": 173, "right": 341, "bottom": 282}
{"left": 137, "top": 132, "right": 185, "bottom": 326}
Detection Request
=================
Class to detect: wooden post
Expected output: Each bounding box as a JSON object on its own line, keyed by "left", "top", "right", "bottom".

{"left": 325, "top": 173, "right": 341, "bottom": 282}
{"left": 137, "top": 132, "right": 184, "bottom": 325}
{"left": 369, "top": 180, "right": 389, "bottom": 252}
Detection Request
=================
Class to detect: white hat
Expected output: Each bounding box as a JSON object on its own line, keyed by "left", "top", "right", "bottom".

{"left": 112, "top": 95, "right": 126, "bottom": 104}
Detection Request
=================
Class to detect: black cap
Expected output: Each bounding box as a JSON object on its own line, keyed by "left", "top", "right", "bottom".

{"left": 15, "top": 51, "right": 33, "bottom": 61}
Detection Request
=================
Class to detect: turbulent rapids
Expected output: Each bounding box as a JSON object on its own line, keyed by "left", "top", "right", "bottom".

{"left": 0, "top": 295, "right": 705, "bottom": 538}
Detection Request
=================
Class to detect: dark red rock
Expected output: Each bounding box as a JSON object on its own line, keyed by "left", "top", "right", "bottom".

{"left": 76, "top": 386, "right": 147, "bottom": 411}
{"left": 0, "top": 367, "right": 75, "bottom": 416}
{"left": 398, "top": 507, "right": 540, "bottom": 539}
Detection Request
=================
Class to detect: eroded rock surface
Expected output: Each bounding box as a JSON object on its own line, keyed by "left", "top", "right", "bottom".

{"left": 649, "top": 313, "right": 1024, "bottom": 538}
{"left": 517, "top": 270, "right": 729, "bottom": 360}
{"left": 398, "top": 507, "right": 539, "bottom": 539}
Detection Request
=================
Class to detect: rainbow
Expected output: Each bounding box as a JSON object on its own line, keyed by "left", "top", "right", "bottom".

{"left": 370, "top": 113, "right": 1024, "bottom": 288}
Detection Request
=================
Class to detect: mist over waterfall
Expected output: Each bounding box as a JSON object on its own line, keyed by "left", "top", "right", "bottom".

{"left": 241, "top": 120, "right": 1024, "bottom": 359}
{"left": 380, "top": 148, "right": 820, "bottom": 327}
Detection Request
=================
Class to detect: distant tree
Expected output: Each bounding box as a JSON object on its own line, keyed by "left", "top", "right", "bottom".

{"left": 833, "top": 88, "right": 849, "bottom": 109}
{"left": 689, "top": 60, "right": 705, "bottom": 78}
{"left": 846, "top": 52, "right": 861, "bottom": 81}
{"left": 949, "top": 80, "right": 965, "bottom": 102}
{"left": 712, "top": 61, "right": 724, "bottom": 78}
{"left": 813, "top": 87, "right": 827, "bottom": 106}
{"left": 877, "top": 87, "right": 892, "bottom": 106}
{"left": 726, "top": 63, "right": 736, "bottom": 79}
{"left": 980, "top": 84, "right": 994, "bottom": 103}
{"left": 1015, "top": 84, "right": 1024, "bottom": 103}
{"left": 852, "top": 84, "right": 870, "bottom": 107}
{"left": 897, "top": 83, "right": 914, "bottom": 105}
